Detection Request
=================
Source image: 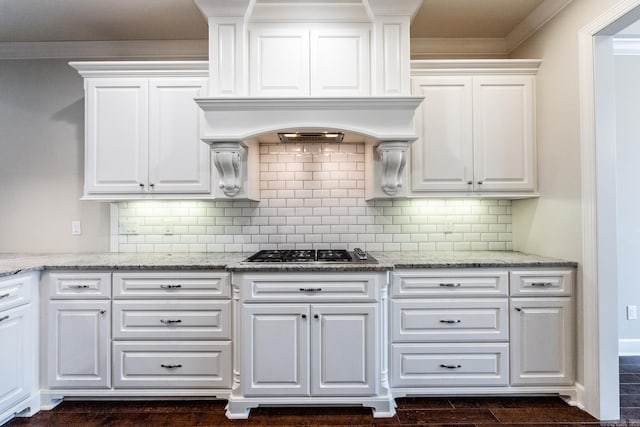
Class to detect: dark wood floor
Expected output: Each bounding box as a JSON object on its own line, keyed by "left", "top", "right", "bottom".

{"left": 5, "top": 356, "right": 640, "bottom": 427}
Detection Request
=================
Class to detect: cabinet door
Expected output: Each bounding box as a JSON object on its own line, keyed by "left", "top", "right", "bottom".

{"left": 249, "top": 26, "right": 310, "bottom": 96}
{"left": 0, "top": 304, "right": 31, "bottom": 413}
{"left": 473, "top": 75, "right": 535, "bottom": 192}
{"left": 310, "top": 27, "right": 370, "bottom": 96}
{"left": 310, "top": 304, "right": 376, "bottom": 396}
{"left": 148, "top": 79, "right": 210, "bottom": 193}
{"left": 510, "top": 297, "right": 573, "bottom": 385}
{"left": 47, "top": 301, "right": 111, "bottom": 389}
{"left": 411, "top": 76, "right": 474, "bottom": 192}
{"left": 85, "top": 79, "right": 149, "bottom": 194}
{"left": 241, "top": 304, "right": 309, "bottom": 396}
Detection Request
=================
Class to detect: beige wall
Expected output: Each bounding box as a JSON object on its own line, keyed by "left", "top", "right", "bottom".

{"left": 0, "top": 59, "right": 110, "bottom": 253}
{"left": 510, "top": 0, "right": 618, "bottom": 262}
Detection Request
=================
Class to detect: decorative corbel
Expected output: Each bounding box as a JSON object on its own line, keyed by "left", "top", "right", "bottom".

{"left": 377, "top": 141, "right": 409, "bottom": 196}
{"left": 211, "top": 142, "right": 245, "bottom": 197}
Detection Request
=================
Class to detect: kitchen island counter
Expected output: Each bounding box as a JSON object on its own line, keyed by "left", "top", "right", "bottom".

{"left": 0, "top": 251, "right": 577, "bottom": 278}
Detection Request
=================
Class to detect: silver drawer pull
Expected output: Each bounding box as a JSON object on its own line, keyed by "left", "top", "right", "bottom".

{"left": 299, "top": 288, "right": 322, "bottom": 293}
{"left": 440, "top": 364, "right": 462, "bottom": 369}
{"left": 0, "top": 315, "right": 9, "bottom": 323}
{"left": 160, "top": 364, "right": 182, "bottom": 369}
{"left": 160, "top": 284, "right": 182, "bottom": 289}
{"left": 160, "top": 319, "right": 182, "bottom": 325}
{"left": 71, "top": 285, "right": 90, "bottom": 289}
{"left": 439, "top": 283, "right": 461, "bottom": 287}
{"left": 439, "top": 320, "right": 461, "bottom": 324}
{"left": 531, "top": 282, "right": 553, "bottom": 287}
{"left": 0, "top": 293, "right": 10, "bottom": 299}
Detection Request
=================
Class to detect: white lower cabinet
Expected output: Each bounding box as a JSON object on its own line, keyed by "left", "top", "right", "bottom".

{"left": 229, "top": 272, "right": 391, "bottom": 419}
{"left": 0, "top": 272, "right": 38, "bottom": 425}
{"left": 242, "top": 303, "right": 375, "bottom": 397}
{"left": 46, "top": 300, "right": 111, "bottom": 389}
{"left": 391, "top": 267, "right": 575, "bottom": 399}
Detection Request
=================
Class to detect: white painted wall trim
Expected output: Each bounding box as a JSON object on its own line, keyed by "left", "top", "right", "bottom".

{"left": 0, "top": 40, "right": 207, "bottom": 60}
{"left": 579, "top": 0, "right": 640, "bottom": 421}
{"left": 109, "top": 203, "right": 119, "bottom": 253}
{"left": 619, "top": 339, "right": 640, "bottom": 355}
{"left": 505, "top": 0, "right": 574, "bottom": 52}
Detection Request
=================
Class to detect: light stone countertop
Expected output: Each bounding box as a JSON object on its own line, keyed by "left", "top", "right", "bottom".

{"left": 0, "top": 251, "right": 577, "bottom": 278}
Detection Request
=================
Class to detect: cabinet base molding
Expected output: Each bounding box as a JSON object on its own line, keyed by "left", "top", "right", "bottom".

{"left": 225, "top": 395, "right": 396, "bottom": 419}
{"left": 0, "top": 393, "right": 40, "bottom": 426}
{"left": 392, "top": 386, "right": 577, "bottom": 404}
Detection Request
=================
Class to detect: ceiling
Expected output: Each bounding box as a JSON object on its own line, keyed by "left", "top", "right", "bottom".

{"left": 0, "top": 0, "right": 573, "bottom": 59}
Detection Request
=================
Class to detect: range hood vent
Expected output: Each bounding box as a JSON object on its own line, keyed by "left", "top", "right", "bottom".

{"left": 278, "top": 132, "right": 344, "bottom": 144}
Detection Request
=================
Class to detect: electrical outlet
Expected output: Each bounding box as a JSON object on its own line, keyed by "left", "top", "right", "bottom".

{"left": 628, "top": 305, "right": 637, "bottom": 320}
{"left": 71, "top": 220, "right": 82, "bottom": 236}
{"left": 444, "top": 217, "right": 455, "bottom": 233}
{"left": 120, "top": 220, "right": 138, "bottom": 235}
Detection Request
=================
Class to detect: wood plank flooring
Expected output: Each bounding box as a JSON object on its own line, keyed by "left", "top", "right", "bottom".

{"left": 5, "top": 356, "right": 640, "bottom": 426}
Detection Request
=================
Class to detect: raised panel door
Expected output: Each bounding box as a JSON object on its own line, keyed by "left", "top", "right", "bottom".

{"left": 148, "top": 79, "right": 210, "bottom": 193}
{"left": 310, "top": 304, "right": 376, "bottom": 396}
{"left": 411, "top": 76, "right": 473, "bottom": 192}
{"left": 510, "top": 297, "right": 574, "bottom": 385}
{"left": 242, "top": 304, "right": 309, "bottom": 396}
{"left": 249, "top": 27, "right": 310, "bottom": 96}
{"left": 47, "top": 300, "right": 111, "bottom": 389}
{"left": 472, "top": 75, "right": 535, "bottom": 192}
{"left": 85, "top": 79, "right": 148, "bottom": 194}
{"left": 310, "top": 27, "right": 370, "bottom": 96}
{"left": 0, "top": 304, "right": 30, "bottom": 413}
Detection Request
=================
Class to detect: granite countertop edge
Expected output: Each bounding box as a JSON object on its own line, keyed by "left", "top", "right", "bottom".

{"left": 0, "top": 251, "right": 578, "bottom": 278}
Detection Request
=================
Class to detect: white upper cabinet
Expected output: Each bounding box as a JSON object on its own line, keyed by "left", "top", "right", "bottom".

{"left": 249, "top": 24, "right": 370, "bottom": 97}
{"left": 71, "top": 62, "right": 211, "bottom": 199}
{"left": 410, "top": 60, "right": 540, "bottom": 196}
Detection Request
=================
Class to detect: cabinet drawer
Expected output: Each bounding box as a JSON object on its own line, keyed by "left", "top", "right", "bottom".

{"left": 113, "top": 300, "right": 230, "bottom": 340}
{"left": 113, "top": 272, "right": 230, "bottom": 299}
{"left": 391, "top": 299, "right": 508, "bottom": 342}
{"left": 0, "top": 272, "right": 35, "bottom": 311}
{"left": 390, "top": 343, "right": 509, "bottom": 387}
{"left": 392, "top": 270, "right": 508, "bottom": 297}
{"left": 112, "top": 341, "right": 231, "bottom": 389}
{"left": 48, "top": 272, "right": 111, "bottom": 299}
{"left": 240, "top": 273, "right": 380, "bottom": 302}
{"left": 510, "top": 269, "right": 574, "bottom": 296}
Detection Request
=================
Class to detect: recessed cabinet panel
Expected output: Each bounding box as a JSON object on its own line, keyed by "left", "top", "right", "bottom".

{"left": 47, "top": 300, "right": 111, "bottom": 389}
{"left": 0, "top": 274, "right": 32, "bottom": 312}
{"left": 310, "top": 28, "right": 370, "bottom": 96}
{"left": 510, "top": 269, "right": 574, "bottom": 297}
{"left": 113, "top": 272, "right": 230, "bottom": 299}
{"left": 0, "top": 304, "right": 29, "bottom": 412}
{"left": 411, "top": 76, "right": 473, "bottom": 191}
{"left": 473, "top": 76, "right": 535, "bottom": 192}
{"left": 311, "top": 304, "right": 375, "bottom": 396}
{"left": 48, "top": 272, "right": 111, "bottom": 299}
{"left": 148, "top": 79, "right": 210, "bottom": 193}
{"left": 392, "top": 270, "right": 508, "bottom": 297}
{"left": 86, "top": 79, "right": 148, "bottom": 194}
{"left": 242, "top": 304, "right": 309, "bottom": 396}
{"left": 510, "top": 298, "right": 574, "bottom": 385}
{"left": 250, "top": 27, "right": 310, "bottom": 96}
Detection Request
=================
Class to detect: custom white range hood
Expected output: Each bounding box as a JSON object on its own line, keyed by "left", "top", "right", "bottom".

{"left": 193, "top": 0, "right": 423, "bottom": 199}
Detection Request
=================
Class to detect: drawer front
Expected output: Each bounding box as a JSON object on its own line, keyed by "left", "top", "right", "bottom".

{"left": 241, "top": 273, "right": 381, "bottom": 302}
{"left": 48, "top": 272, "right": 111, "bottom": 299}
{"left": 112, "top": 341, "right": 231, "bottom": 389}
{"left": 510, "top": 269, "right": 574, "bottom": 296}
{"left": 0, "top": 272, "right": 35, "bottom": 311}
{"left": 390, "top": 343, "right": 509, "bottom": 387}
{"left": 113, "top": 300, "right": 230, "bottom": 340}
{"left": 392, "top": 270, "right": 508, "bottom": 297}
{"left": 391, "top": 299, "right": 508, "bottom": 342}
{"left": 113, "top": 272, "right": 230, "bottom": 299}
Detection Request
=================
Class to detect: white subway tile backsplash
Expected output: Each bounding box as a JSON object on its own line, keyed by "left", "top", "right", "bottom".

{"left": 114, "top": 143, "right": 513, "bottom": 253}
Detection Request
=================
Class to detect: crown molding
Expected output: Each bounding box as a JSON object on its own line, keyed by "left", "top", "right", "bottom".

{"left": 410, "top": 38, "right": 508, "bottom": 59}
{"left": 410, "top": 59, "right": 541, "bottom": 75}
{"left": 0, "top": 40, "right": 207, "bottom": 60}
{"left": 505, "top": 0, "right": 573, "bottom": 52}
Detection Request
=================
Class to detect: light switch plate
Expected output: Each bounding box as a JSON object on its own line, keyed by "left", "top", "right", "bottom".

{"left": 71, "top": 220, "right": 82, "bottom": 236}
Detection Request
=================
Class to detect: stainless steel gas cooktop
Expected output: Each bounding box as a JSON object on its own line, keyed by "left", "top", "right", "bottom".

{"left": 245, "top": 248, "right": 377, "bottom": 264}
